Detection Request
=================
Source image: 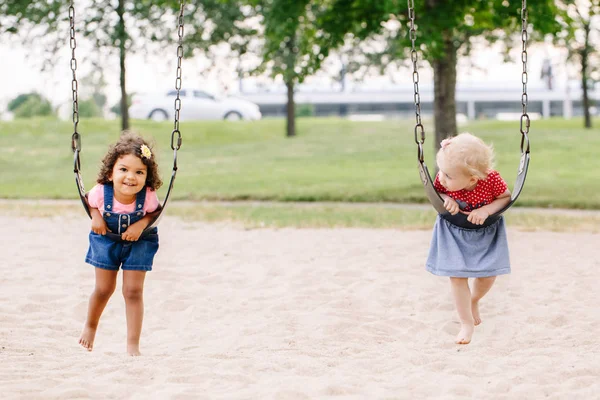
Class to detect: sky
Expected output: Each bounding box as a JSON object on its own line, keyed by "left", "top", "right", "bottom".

{"left": 0, "top": 32, "right": 575, "bottom": 115}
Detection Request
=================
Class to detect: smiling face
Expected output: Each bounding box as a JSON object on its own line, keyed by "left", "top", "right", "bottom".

{"left": 109, "top": 154, "right": 148, "bottom": 203}
{"left": 437, "top": 158, "right": 479, "bottom": 192}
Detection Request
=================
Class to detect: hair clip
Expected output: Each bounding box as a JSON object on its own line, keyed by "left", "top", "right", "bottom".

{"left": 140, "top": 144, "right": 152, "bottom": 159}
{"left": 440, "top": 139, "right": 452, "bottom": 149}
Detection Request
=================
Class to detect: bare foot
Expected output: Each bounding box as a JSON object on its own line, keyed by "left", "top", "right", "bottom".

{"left": 472, "top": 300, "right": 482, "bottom": 326}
{"left": 79, "top": 326, "right": 97, "bottom": 351}
{"left": 127, "top": 344, "right": 142, "bottom": 356}
{"left": 455, "top": 323, "right": 474, "bottom": 344}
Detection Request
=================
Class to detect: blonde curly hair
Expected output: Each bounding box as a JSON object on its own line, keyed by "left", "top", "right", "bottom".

{"left": 436, "top": 133, "right": 494, "bottom": 180}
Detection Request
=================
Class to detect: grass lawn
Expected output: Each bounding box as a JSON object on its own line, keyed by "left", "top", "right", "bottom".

{"left": 2, "top": 200, "right": 600, "bottom": 232}
{"left": 1, "top": 116, "right": 599, "bottom": 209}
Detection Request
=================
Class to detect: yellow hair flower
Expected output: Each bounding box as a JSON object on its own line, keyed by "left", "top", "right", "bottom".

{"left": 140, "top": 144, "right": 152, "bottom": 159}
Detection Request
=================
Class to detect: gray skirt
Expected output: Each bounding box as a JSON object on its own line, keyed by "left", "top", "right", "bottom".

{"left": 426, "top": 215, "right": 511, "bottom": 278}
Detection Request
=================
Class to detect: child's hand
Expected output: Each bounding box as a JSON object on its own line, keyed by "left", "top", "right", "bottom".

{"left": 443, "top": 197, "right": 460, "bottom": 215}
{"left": 91, "top": 215, "right": 109, "bottom": 235}
{"left": 467, "top": 208, "right": 490, "bottom": 225}
{"left": 121, "top": 221, "right": 146, "bottom": 242}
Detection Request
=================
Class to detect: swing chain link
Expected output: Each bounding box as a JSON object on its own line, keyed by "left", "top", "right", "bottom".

{"left": 171, "top": 0, "right": 185, "bottom": 151}
{"left": 409, "top": 0, "right": 529, "bottom": 158}
{"left": 407, "top": 0, "right": 424, "bottom": 162}
{"left": 69, "top": 3, "right": 81, "bottom": 154}
{"left": 520, "top": 0, "right": 530, "bottom": 153}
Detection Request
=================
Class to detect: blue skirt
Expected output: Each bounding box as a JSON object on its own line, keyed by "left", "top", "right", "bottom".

{"left": 426, "top": 215, "right": 510, "bottom": 278}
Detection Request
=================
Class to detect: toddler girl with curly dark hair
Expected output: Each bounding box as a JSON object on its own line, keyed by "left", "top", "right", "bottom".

{"left": 79, "top": 132, "right": 162, "bottom": 356}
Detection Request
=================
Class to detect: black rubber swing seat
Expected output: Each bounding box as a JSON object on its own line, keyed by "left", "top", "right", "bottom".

{"left": 417, "top": 152, "right": 530, "bottom": 230}
{"left": 407, "top": 0, "right": 531, "bottom": 230}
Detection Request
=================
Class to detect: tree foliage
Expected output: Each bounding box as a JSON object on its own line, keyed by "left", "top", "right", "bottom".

{"left": 1, "top": 1, "right": 176, "bottom": 67}
{"left": 8, "top": 93, "right": 54, "bottom": 118}
{"left": 319, "top": 0, "right": 561, "bottom": 64}
{"left": 249, "top": 0, "right": 349, "bottom": 136}
{"left": 555, "top": 0, "right": 599, "bottom": 128}
{"left": 318, "top": 0, "right": 562, "bottom": 146}
{"left": 78, "top": 99, "right": 103, "bottom": 118}
{"left": 1, "top": 0, "right": 258, "bottom": 127}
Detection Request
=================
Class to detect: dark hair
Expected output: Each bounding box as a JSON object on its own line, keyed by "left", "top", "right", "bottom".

{"left": 96, "top": 131, "right": 163, "bottom": 190}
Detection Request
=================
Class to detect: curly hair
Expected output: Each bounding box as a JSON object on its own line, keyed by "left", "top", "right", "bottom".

{"left": 436, "top": 133, "right": 495, "bottom": 180}
{"left": 96, "top": 131, "right": 163, "bottom": 190}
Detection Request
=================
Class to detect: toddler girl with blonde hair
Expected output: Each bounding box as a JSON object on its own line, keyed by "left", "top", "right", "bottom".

{"left": 426, "top": 133, "right": 511, "bottom": 344}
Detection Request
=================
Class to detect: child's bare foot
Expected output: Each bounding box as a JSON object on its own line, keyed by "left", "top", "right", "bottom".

{"left": 455, "top": 323, "right": 474, "bottom": 344}
{"left": 127, "top": 343, "right": 141, "bottom": 356}
{"left": 79, "top": 326, "right": 97, "bottom": 351}
{"left": 472, "top": 300, "right": 482, "bottom": 326}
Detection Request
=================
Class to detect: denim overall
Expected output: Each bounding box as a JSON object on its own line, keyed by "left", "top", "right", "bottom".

{"left": 85, "top": 184, "right": 159, "bottom": 271}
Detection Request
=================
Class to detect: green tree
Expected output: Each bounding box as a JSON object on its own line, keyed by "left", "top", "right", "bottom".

{"left": 1, "top": 1, "right": 186, "bottom": 131}
{"left": 319, "top": 0, "right": 561, "bottom": 149}
{"left": 1, "top": 1, "right": 251, "bottom": 130}
{"left": 8, "top": 93, "right": 35, "bottom": 112}
{"left": 109, "top": 94, "right": 134, "bottom": 117}
{"left": 78, "top": 99, "right": 103, "bottom": 118}
{"left": 176, "top": 0, "right": 261, "bottom": 101}
{"left": 555, "top": 0, "right": 599, "bottom": 129}
{"left": 249, "top": 0, "right": 338, "bottom": 137}
{"left": 8, "top": 93, "right": 54, "bottom": 118}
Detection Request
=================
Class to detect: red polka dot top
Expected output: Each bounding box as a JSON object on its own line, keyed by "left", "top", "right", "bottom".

{"left": 434, "top": 170, "right": 508, "bottom": 212}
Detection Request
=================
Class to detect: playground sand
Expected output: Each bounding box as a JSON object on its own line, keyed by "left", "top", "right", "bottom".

{"left": 0, "top": 214, "right": 598, "bottom": 399}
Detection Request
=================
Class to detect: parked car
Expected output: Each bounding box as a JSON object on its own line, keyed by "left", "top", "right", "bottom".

{"left": 129, "top": 89, "right": 262, "bottom": 121}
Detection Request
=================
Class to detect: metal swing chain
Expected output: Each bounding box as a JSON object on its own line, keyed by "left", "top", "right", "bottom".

{"left": 520, "top": 0, "right": 531, "bottom": 153}
{"left": 408, "top": 0, "right": 529, "bottom": 159}
{"left": 69, "top": 2, "right": 81, "bottom": 164}
{"left": 407, "top": 0, "right": 425, "bottom": 163}
{"left": 171, "top": 0, "right": 184, "bottom": 154}
{"left": 70, "top": 2, "right": 184, "bottom": 156}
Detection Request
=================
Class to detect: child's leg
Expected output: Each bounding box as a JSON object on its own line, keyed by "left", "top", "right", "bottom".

{"left": 449, "top": 277, "right": 474, "bottom": 344}
{"left": 122, "top": 270, "right": 147, "bottom": 356}
{"left": 79, "top": 268, "right": 118, "bottom": 351}
{"left": 471, "top": 276, "right": 496, "bottom": 325}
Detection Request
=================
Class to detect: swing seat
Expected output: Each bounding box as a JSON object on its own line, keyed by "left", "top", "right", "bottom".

{"left": 408, "top": 0, "right": 531, "bottom": 229}
{"left": 69, "top": 1, "right": 184, "bottom": 238}
{"left": 418, "top": 152, "right": 529, "bottom": 230}
{"left": 74, "top": 148, "right": 166, "bottom": 241}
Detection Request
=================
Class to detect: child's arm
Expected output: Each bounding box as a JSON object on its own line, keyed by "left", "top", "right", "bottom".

{"left": 90, "top": 208, "right": 109, "bottom": 235}
{"left": 482, "top": 190, "right": 511, "bottom": 214}
{"left": 466, "top": 190, "right": 511, "bottom": 225}
{"left": 121, "top": 208, "right": 161, "bottom": 242}
{"left": 439, "top": 193, "right": 461, "bottom": 215}
{"left": 434, "top": 172, "right": 460, "bottom": 215}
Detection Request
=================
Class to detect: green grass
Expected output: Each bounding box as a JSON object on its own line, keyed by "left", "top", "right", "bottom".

{"left": 1, "top": 116, "right": 599, "bottom": 209}
{"left": 2, "top": 200, "right": 600, "bottom": 232}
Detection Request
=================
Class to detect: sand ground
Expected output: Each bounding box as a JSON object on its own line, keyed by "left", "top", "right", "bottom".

{"left": 1, "top": 213, "right": 599, "bottom": 399}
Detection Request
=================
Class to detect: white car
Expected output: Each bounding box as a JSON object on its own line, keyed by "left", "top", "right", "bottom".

{"left": 129, "top": 89, "right": 262, "bottom": 121}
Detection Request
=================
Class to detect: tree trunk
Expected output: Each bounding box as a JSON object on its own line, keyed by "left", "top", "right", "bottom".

{"left": 582, "top": 54, "right": 591, "bottom": 129}
{"left": 117, "top": 0, "right": 129, "bottom": 131}
{"left": 284, "top": 31, "right": 297, "bottom": 138}
{"left": 431, "top": 32, "right": 458, "bottom": 151}
{"left": 581, "top": 23, "right": 592, "bottom": 129}
{"left": 286, "top": 79, "right": 296, "bottom": 137}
